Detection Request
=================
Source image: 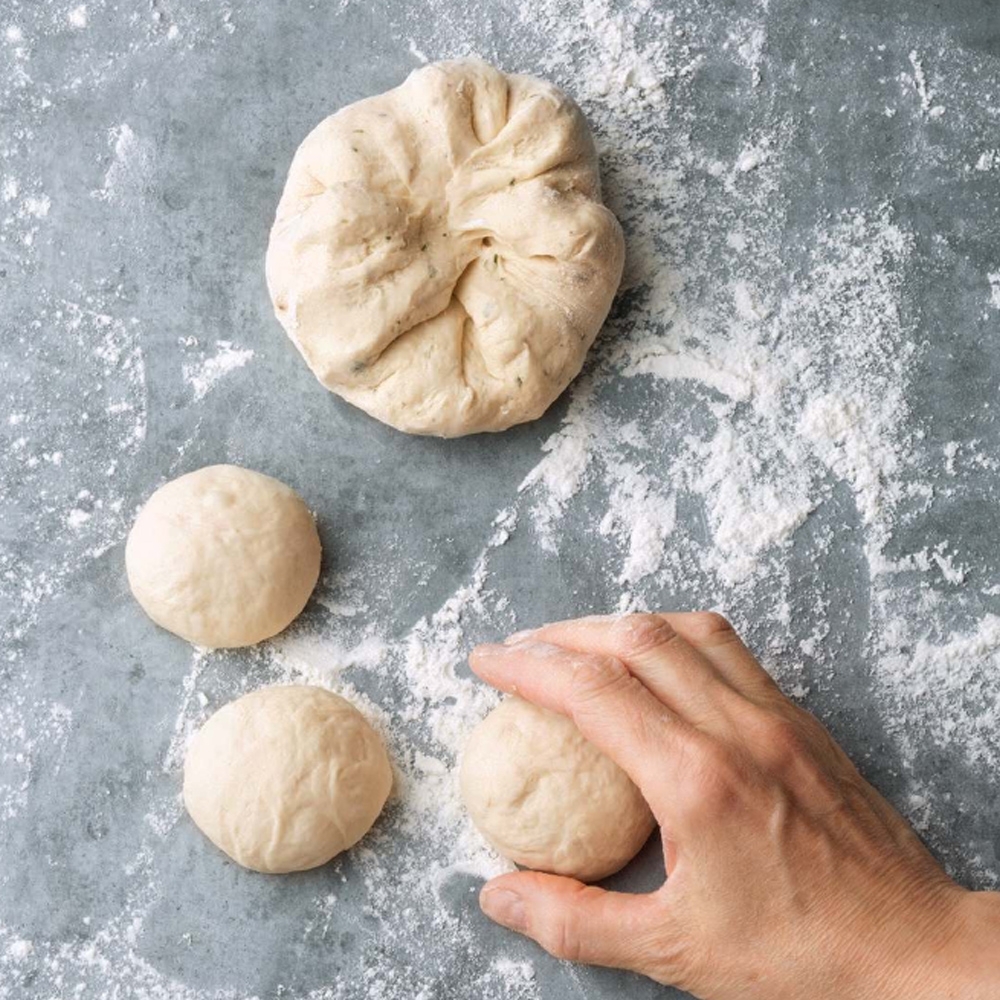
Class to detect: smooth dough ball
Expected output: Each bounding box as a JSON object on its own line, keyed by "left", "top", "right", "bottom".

{"left": 183, "top": 685, "right": 393, "bottom": 874}
{"left": 266, "top": 58, "right": 625, "bottom": 437}
{"left": 125, "top": 465, "right": 321, "bottom": 649}
{"left": 460, "top": 697, "right": 655, "bottom": 882}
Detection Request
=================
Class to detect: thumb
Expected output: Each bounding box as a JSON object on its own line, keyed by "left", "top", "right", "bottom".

{"left": 479, "top": 870, "right": 661, "bottom": 972}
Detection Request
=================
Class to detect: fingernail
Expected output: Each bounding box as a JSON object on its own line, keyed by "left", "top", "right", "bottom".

{"left": 504, "top": 628, "right": 539, "bottom": 645}
{"left": 480, "top": 886, "right": 527, "bottom": 932}
{"left": 471, "top": 643, "right": 507, "bottom": 658}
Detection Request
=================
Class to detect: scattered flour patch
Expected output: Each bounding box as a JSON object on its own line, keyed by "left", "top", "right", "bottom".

{"left": 988, "top": 272, "right": 1000, "bottom": 310}
{"left": 94, "top": 124, "right": 153, "bottom": 202}
{"left": 6, "top": 938, "right": 33, "bottom": 960}
{"left": 732, "top": 280, "right": 772, "bottom": 322}
{"left": 735, "top": 25, "right": 766, "bottom": 87}
{"left": 518, "top": 390, "right": 596, "bottom": 551}
{"left": 943, "top": 441, "right": 959, "bottom": 474}
{"left": 273, "top": 632, "right": 390, "bottom": 685}
{"left": 66, "top": 507, "right": 92, "bottom": 529}
{"left": 735, "top": 137, "right": 771, "bottom": 172}
{"left": 598, "top": 464, "right": 676, "bottom": 586}
{"left": 880, "top": 615, "right": 1000, "bottom": 767}
{"left": 23, "top": 195, "right": 51, "bottom": 217}
{"left": 931, "top": 547, "right": 967, "bottom": 586}
{"left": 182, "top": 341, "right": 254, "bottom": 400}
{"left": 162, "top": 650, "right": 209, "bottom": 774}
{"left": 798, "top": 393, "right": 902, "bottom": 529}
{"left": 624, "top": 340, "right": 752, "bottom": 401}
{"left": 489, "top": 507, "right": 518, "bottom": 547}
{"left": 906, "top": 50, "right": 944, "bottom": 117}
{"left": 975, "top": 150, "right": 999, "bottom": 172}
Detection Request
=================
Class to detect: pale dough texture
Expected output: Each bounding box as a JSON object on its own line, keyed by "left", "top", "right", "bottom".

{"left": 126, "top": 465, "right": 321, "bottom": 648}
{"left": 183, "top": 685, "right": 392, "bottom": 874}
{"left": 266, "top": 59, "right": 625, "bottom": 437}
{"left": 460, "top": 697, "right": 655, "bottom": 882}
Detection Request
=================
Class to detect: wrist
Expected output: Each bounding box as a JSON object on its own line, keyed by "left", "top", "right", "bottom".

{"left": 899, "top": 889, "right": 1000, "bottom": 1000}
{"left": 941, "top": 890, "right": 1000, "bottom": 998}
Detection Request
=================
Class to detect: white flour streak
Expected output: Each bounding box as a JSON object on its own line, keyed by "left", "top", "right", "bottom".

{"left": 988, "top": 271, "right": 1000, "bottom": 309}
{"left": 162, "top": 650, "right": 209, "bottom": 774}
{"left": 517, "top": 388, "right": 596, "bottom": 551}
{"left": 881, "top": 615, "right": 1000, "bottom": 766}
{"left": 908, "top": 50, "right": 933, "bottom": 111}
{"left": 906, "top": 50, "right": 944, "bottom": 117}
{"left": 94, "top": 124, "right": 153, "bottom": 202}
{"left": 975, "top": 150, "right": 999, "bottom": 172}
{"left": 735, "top": 138, "right": 771, "bottom": 173}
{"left": 182, "top": 341, "right": 255, "bottom": 400}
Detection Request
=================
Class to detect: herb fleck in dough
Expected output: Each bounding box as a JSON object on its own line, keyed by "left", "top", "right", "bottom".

{"left": 266, "top": 59, "right": 625, "bottom": 437}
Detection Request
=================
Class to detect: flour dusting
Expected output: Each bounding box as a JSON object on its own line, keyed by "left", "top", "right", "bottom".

{"left": 183, "top": 341, "right": 255, "bottom": 401}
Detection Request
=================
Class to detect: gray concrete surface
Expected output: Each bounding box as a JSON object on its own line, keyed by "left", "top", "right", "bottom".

{"left": 2, "top": 1, "right": 1000, "bottom": 998}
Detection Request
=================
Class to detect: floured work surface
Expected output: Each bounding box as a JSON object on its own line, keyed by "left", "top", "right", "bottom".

{"left": 1, "top": 2, "right": 999, "bottom": 999}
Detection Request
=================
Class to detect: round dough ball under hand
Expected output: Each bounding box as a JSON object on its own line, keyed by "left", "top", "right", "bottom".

{"left": 266, "top": 58, "right": 625, "bottom": 437}
{"left": 460, "top": 697, "right": 655, "bottom": 882}
{"left": 125, "top": 465, "right": 321, "bottom": 649}
{"left": 183, "top": 685, "right": 393, "bottom": 874}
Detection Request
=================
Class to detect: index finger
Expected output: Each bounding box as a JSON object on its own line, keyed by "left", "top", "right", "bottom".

{"left": 523, "top": 612, "right": 781, "bottom": 707}
{"left": 469, "top": 638, "right": 699, "bottom": 816}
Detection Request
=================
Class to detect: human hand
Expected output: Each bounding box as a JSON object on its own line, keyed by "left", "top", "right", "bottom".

{"left": 469, "top": 613, "right": 1000, "bottom": 1000}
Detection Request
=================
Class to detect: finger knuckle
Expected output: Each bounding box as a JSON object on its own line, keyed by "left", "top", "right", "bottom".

{"left": 685, "top": 611, "right": 736, "bottom": 642}
{"left": 681, "top": 770, "right": 739, "bottom": 822}
{"left": 568, "top": 653, "right": 631, "bottom": 710}
{"left": 637, "top": 920, "right": 699, "bottom": 987}
{"left": 541, "top": 912, "right": 586, "bottom": 963}
{"left": 756, "top": 716, "right": 809, "bottom": 772}
{"left": 609, "top": 613, "right": 680, "bottom": 657}
{"left": 676, "top": 740, "right": 741, "bottom": 820}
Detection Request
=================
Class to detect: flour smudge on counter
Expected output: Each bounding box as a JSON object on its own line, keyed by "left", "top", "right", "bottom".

{"left": 182, "top": 340, "right": 255, "bottom": 401}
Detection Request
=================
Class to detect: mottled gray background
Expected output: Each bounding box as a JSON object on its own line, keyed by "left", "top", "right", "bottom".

{"left": 2, "top": 0, "right": 999, "bottom": 998}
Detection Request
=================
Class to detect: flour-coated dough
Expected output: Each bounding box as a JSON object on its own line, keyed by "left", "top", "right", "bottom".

{"left": 183, "top": 685, "right": 392, "bottom": 874}
{"left": 266, "top": 59, "right": 625, "bottom": 437}
{"left": 460, "top": 697, "right": 655, "bottom": 882}
{"left": 125, "top": 465, "right": 321, "bottom": 648}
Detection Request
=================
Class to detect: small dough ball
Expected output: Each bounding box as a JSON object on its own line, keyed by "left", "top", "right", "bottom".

{"left": 460, "top": 697, "right": 655, "bottom": 882}
{"left": 126, "top": 465, "right": 321, "bottom": 648}
{"left": 183, "top": 685, "right": 392, "bottom": 873}
{"left": 266, "top": 58, "right": 625, "bottom": 437}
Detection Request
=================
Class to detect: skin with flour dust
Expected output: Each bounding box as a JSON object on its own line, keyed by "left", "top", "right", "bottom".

{"left": 471, "top": 613, "right": 1000, "bottom": 999}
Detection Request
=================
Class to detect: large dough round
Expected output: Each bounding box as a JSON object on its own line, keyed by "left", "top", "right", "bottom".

{"left": 183, "top": 685, "right": 393, "bottom": 873}
{"left": 266, "top": 59, "right": 625, "bottom": 437}
{"left": 460, "top": 697, "right": 655, "bottom": 882}
{"left": 125, "top": 465, "right": 321, "bottom": 648}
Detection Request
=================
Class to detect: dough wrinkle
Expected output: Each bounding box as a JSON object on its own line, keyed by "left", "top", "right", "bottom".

{"left": 266, "top": 59, "right": 624, "bottom": 436}
{"left": 184, "top": 686, "right": 392, "bottom": 874}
